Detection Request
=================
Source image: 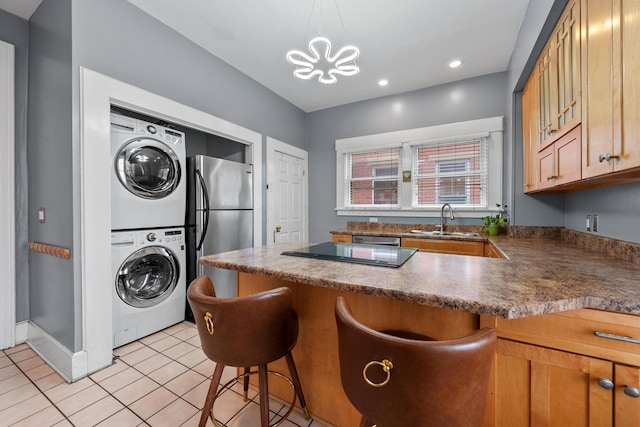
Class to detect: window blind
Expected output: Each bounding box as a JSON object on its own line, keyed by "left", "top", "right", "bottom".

{"left": 346, "top": 148, "right": 400, "bottom": 207}
{"left": 412, "top": 138, "right": 488, "bottom": 208}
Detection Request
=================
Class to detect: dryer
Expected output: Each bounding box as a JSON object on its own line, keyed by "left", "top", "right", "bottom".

{"left": 112, "top": 227, "right": 186, "bottom": 348}
{"left": 110, "top": 113, "right": 186, "bottom": 230}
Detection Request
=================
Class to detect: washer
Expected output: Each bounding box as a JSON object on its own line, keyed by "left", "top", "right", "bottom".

{"left": 110, "top": 113, "right": 186, "bottom": 230}
{"left": 111, "top": 227, "right": 186, "bottom": 348}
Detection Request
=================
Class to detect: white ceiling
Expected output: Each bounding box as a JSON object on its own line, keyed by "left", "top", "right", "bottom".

{"left": 1, "top": 0, "right": 531, "bottom": 113}
{"left": 0, "top": 0, "right": 41, "bottom": 20}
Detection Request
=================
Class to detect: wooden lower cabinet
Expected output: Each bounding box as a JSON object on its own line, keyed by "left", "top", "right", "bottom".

{"left": 331, "top": 233, "right": 352, "bottom": 243}
{"left": 402, "top": 237, "right": 485, "bottom": 256}
{"left": 482, "top": 310, "right": 640, "bottom": 426}
{"left": 494, "top": 339, "right": 613, "bottom": 426}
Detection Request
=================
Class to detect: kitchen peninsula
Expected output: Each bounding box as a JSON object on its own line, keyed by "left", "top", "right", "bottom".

{"left": 200, "top": 235, "right": 640, "bottom": 426}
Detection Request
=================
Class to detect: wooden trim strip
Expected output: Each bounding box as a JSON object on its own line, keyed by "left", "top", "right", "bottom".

{"left": 28, "top": 242, "right": 71, "bottom": 259}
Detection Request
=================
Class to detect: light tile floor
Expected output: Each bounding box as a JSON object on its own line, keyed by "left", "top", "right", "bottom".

{"left": 0, "top": 321, "right": 332, "bottom": 427}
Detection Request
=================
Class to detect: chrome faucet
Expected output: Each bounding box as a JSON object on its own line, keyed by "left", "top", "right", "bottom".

{"left": 440, "top": 203, "right": 455, "bottom": 234}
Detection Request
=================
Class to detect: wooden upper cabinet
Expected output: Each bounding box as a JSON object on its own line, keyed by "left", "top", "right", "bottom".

{"left": 522, "top": 74, "right": 539, "bottom": 192}
{"left": 582, "top": 0, "right": 640, "bottom": 179}
{"left": 536, "top": 0, "right": 581, "bottom": 150}
{"left": 582, "top": 0, "right": 616, "bottom": 178}
{"left": 619, "top": 0, "right": 640, "bottom": 172}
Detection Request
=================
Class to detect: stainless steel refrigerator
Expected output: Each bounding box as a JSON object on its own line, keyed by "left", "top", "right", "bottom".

{"left": 186, "top": 155, "right": 253, "bottom": 302}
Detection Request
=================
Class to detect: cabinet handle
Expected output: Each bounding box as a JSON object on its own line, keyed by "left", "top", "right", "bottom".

{"left": 599, "top": 153, "right": 620, "bottom": 163}
{"left": 598, "top": 378, "right": 615, "bottom": 390}
{"left": 594, "top": 331, "right": 640, "bottom": 345}
{"left": 547, "top": 175, "right": 556, "bottom": 181}
{"left": 624, "top": 387, "right": 640, "bottom": 398}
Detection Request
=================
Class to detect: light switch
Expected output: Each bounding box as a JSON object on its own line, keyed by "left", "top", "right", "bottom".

{"left": 586, "top": 215, "right": 591, "bottom": 231}
{"left": 38, "top": 208, "right": 45, "bottom": 223}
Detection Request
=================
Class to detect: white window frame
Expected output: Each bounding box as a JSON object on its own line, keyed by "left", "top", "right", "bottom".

{"left": 335, "top": 116, "right": 504, "bottom": 218}
{"left": 345, "top": 147, "right": 401, "bottom": 209}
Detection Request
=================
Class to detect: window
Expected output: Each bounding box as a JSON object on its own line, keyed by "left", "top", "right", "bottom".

{"left": 412, "top": 138, "right": 486, "bottom": 208}
{"left": 335, "top": 117, "right": 503, "bottom": 218}
{"left": 346, "top": 148, "right": 400, "bottom": 207}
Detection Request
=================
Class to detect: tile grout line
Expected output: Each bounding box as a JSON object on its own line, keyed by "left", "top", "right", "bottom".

{"left": 2, "top": 348, "right": 72, "bottom": 427}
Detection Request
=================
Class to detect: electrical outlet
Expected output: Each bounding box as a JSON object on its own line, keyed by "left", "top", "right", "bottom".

{"left": 369, "top": 217, "right": 378, "bottom": 223}
{"left": 586, "top": 214, "right": 591, "bottom": 231}
{"left": 593, "top": 214, "right": 599, "bottom": 232}
{"left": 38, "top": 208, "right": 46, "bottom": 223}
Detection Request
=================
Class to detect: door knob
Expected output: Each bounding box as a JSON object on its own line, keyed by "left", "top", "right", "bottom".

{"left": 275, "top": 225, "right": 282, "bottom": 232}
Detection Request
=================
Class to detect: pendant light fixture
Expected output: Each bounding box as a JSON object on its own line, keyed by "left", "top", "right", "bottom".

{"left": 286, "top": 0, "right": 360, "bottom": 84}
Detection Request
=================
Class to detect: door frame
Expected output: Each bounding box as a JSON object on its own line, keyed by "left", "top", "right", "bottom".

{"left": 266, "top": 137, "right": 309, "bottom": 245}
{"left": 0, "top": 41, "right": 15, "bottom": 350}
{"left": 66, "top": 67, "right": 262, "bottom": 379}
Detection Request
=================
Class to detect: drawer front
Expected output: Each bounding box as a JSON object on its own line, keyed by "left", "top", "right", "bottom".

{"left": 402, "top": 237, "right": 484, "bottom": 256}
{"left": 332, "top": 234, "right": 352, "bottom": 243}
{"left": 490, "top": 309, "right": 640, "bottom": 365}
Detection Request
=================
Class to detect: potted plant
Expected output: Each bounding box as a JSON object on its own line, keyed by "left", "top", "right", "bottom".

{"left": 481, "top": 204, "right": 507, "bottom": 236}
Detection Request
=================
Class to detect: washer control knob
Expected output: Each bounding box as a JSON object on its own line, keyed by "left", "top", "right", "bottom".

{"left": 146, "top": 125, "right": 157, "bottom": 134}
{"left": 146, "top": 233, "right": 157, "bottom": 242}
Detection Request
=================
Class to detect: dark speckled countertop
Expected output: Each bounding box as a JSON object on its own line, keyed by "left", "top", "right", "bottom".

{"left": 199, "top": 231, "right": 640, "bottom": 320}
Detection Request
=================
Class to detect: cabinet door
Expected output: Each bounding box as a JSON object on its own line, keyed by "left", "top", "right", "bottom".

{"left": 401, "top": 237, "right": 484, "bottom": 256}
{"left": 536, "top": 40, "right": 556, "bottom": 149}
{"left": 331, "top": 233, "right": 352, "bottom": 243}
{"left": 523, "top": 75, "right": 539, "bottom": 193}
{"left": 615, "top": 364, "right": 640, "bottom": 427}
{"left": 618, "top": 0, "right": 640, "bottom": 171}
{"left": 537, "top": 143, "right": 556, "bottom": 189}
{"left": 554, "top": 124, "right": 582, "bottom": 185}
{"left": 582, "top": 0, "right": 616, "bottom": 178}
{"left": 495, "top": 339, "right": 613, "bottom": 426}
{"left": 554, "top": 0, "right": 581, "bottom": 138}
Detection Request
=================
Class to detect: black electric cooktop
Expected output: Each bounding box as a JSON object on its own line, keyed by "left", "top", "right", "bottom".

{"left": 281, "top": 242, "right": 418, "bottom": 268}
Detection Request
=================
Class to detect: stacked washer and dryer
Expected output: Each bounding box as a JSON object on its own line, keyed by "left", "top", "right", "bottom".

{"left": 110, "top": 113, "right": 187, "bottom": 348}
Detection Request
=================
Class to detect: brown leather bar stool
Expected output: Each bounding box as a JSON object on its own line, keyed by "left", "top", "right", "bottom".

{"left": 335, "top": 296, "right": 496, "bottom": 427}
{"left": 188, "top": 276, "right": 309, "bottom": 427}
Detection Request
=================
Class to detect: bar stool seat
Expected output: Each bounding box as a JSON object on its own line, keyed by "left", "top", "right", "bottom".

{"left": 188, "top": 276, "right": 309, "bottom": 427}
{"left": 335, "top": 296, "right": 496, "bottom": 427}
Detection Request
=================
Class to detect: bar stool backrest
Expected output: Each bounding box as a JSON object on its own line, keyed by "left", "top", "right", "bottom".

{"left": 335, "top": 296, "right": 496, "bottom": 427}
{"left": 188, "top": 276, "right": 295, "bottom": 368}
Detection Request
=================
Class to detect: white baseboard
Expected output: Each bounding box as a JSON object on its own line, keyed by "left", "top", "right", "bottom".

{"left": 15, "top": 321, "right": 27, "bottom": 343}
{"left": 27, "top": 322, "right": 88, "bottom": 383}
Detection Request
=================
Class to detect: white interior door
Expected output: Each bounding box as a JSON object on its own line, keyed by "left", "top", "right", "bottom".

{"left": 0, "top": 41, "right": 16, "bottom": 350}
{"left": 266, "top": 137, "right": 308, "bottom": 245}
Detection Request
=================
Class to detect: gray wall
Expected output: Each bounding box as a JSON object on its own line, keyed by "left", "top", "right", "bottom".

{"left": 27, "top": 0, "right": 76, "bottom": 350}
{"left": 71, "top": 0, "right": 306, "bottom": 148}
{"left": 565, "top": 183, "right": 640, "bottom": 242}
{"left": 306, "top": 72, "right": 508, "bottom": 243}
{"left": 0, "top": 10, "right": 29, "bottom": 323}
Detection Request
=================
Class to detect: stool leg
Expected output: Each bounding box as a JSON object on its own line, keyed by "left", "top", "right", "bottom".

{"left": 285, "top": 352, "right": 310, "bottom": 419}
{"left": 258, "top": 364, "right": 270, "bottom": 427}
{"left": 199, "top": 363, "right": 225, "bottom": 427}
{"left": 242, "top": 367, "right": 250, "bottom": 401}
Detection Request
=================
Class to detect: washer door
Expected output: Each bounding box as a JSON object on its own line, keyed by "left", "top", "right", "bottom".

{"left": 115, "top": 137, "right": 181, "bottom": 199}
{"left": 116, "top": 246, "right": 179, "bottom": 308}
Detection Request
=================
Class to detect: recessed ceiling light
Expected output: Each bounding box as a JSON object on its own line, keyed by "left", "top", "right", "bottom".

{"left": 378, "top": 79, "right": 389, "bottom": 86}
{"left": 449, "top": 59, "right": 462, "bottom": 68}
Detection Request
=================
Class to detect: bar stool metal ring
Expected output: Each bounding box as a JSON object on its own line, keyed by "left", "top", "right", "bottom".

{"left": 208, "top": 370, "right": 297, "bottom": 427}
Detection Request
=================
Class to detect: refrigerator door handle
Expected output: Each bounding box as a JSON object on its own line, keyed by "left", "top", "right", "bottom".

{"left": 195, "top": 169, "right": 210, "bottom": 252}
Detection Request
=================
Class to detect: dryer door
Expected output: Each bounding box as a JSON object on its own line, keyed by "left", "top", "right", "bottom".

{"left": 114, "top": 137, "right": 181, "bottom": 199}
{"left": 115, "top": 246, "right": 179, "bottom": 308}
